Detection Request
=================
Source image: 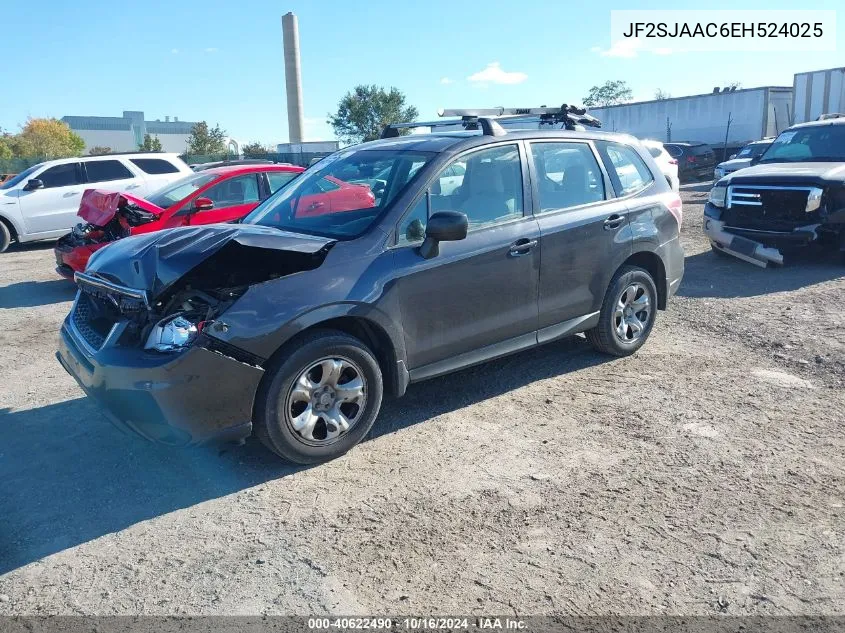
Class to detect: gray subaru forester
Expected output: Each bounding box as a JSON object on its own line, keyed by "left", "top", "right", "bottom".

{"left": 57, "top": 120, "right": 684, "bottom": 464}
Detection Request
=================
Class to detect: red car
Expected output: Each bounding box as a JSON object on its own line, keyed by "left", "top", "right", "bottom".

{"left": 55, "top": 164, "right": 378, "bottom": 278}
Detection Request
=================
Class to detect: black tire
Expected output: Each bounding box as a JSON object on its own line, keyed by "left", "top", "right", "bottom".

{"left": 0, "top": 221, "right": 11, "bottom": 253}
{"left": 254, "top": 329, "right": 383, "bottom": 464}
{"left": 586, "top": 265, "right": 658, "bottom": 357}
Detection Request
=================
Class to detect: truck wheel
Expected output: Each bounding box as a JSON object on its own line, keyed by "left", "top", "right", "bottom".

{"left": 255, "top": 330, "right": 383, "bottom": 464}
{"left": 586, "top": 266, "right": 658, "bottom": 357}
{"left": 0, "top": 221, "right": 11, "bottom": 253}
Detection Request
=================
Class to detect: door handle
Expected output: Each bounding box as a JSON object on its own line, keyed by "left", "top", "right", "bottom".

{"left": 508, "top": 238, "right": 538, "bottom": 257}
{"left": 62, "top": 191, "right": 80, "bottom": 198}
{"left": 603, "top": 214, "right": 625, "bottom": 230}
{"left": 125, "top": 184, "right": 140, "bottom": 190}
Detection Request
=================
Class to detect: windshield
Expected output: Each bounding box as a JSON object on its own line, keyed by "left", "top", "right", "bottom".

{"left": 737, "top": 143, "right": 769, "bottom": 159}
{"left": 759, "top": 125, "right": 845, "bottom": 163}
{"left": 243, "top": 148, "right": 434, "bottom": 239}
{"left": 0, "top": 164, "right": 42, "bottom": 190}
{"left": 146, "top": 172, "right": 218, "bottom": 208}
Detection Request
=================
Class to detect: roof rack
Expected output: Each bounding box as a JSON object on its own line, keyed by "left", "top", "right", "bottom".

{"left": 380, "top": 104, "right": 601, "bottom": 139}
{"left": 817, "top": 113, "right": 845, "bottom": 121}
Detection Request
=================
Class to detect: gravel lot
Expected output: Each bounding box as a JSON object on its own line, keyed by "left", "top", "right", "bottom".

{"left": 1, "top": 184, "right": 843, "bottom": 616}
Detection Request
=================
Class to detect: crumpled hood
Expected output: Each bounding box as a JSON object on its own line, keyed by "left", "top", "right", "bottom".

{"left": 78, "top": 189, "right": 164, "bottom": 226}
{"left": 84, "top": 224, "right": 336, "bottom": 300}
{"left": 725, "top": 162, "right": 845, "bottom": 185}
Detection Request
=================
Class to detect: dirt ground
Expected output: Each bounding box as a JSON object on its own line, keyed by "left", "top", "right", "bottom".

{"left": 0, "top": 184, "right": 843, "bottom": 616}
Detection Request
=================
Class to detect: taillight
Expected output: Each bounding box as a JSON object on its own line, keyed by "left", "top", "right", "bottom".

{"left": 661, "top": 192, "right": 683, "bottom": 229}
{"left": 668, "top": 159, "right": 678, "bottom": 165}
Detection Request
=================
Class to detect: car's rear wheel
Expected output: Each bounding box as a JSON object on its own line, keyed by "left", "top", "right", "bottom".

{"left": 255, "top": 330, "right": 383, "bottom": 464}
{"left": 586, "top": 265, "right": 658, "bottom": 357}
{"left": 0, "top": 221, "right": 11, "bottom": 253}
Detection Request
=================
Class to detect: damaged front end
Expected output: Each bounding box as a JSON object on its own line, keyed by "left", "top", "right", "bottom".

{"left": 704, "top": 181, "right": 845, "bottom": 267}
{"left": 55, "top": 190, "right": 161, "bottom": 278}
{"left": 57, "top": 224, "right": 335, "bottom": 445}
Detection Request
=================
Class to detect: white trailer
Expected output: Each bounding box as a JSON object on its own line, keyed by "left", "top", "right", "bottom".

{"left": 792, "top": 67, "right": 845, "bottom": 123}
{"left": 586, "top": 87, "right": 793, "bottom": 147}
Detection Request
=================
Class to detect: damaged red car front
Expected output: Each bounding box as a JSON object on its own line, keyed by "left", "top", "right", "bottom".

{"left": 54, "top": 190, "right": 163, "bottom": 279}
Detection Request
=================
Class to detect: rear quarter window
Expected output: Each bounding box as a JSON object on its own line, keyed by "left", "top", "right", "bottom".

{"left": 130, "top": 158, "right": 181, "bottom": 175}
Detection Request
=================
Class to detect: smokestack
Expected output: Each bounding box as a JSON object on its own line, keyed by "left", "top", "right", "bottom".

{"left": 282, "top": 12, "right": 305, "bottom": 143}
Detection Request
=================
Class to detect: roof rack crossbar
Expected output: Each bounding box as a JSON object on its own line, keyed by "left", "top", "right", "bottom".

{"left": 380, "top": 103, "right": 601, "bottom": 139}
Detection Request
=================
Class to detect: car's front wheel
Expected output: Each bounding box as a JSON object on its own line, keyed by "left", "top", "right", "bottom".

{"left": 586, "top": 265, "right": 658, "bottom": 357}
{"left": 255, "top": 330, "right": 383, "bottom": 464}
{"left": 0, "top": 221, "right": 11, "bottom": 253}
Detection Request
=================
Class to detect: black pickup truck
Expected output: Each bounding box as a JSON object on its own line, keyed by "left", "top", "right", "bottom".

{"left": 703, "top": 115, "right": 845, "bottom": 266}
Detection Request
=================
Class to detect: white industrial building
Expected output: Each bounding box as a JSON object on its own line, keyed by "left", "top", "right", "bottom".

{"left": 61, "top": 111, "right": 197, "bottom": 153}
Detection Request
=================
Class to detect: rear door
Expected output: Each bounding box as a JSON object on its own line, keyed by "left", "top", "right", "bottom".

{"left": 82, "top": 159, "right": 140, "bottom": 195}
{"left": 127, "top": 157, "right": 188, "bottom": 195}
{"left": 527, "top": 140, "right": 631, "bottom": 339}
{"left": 18, "top": 162, "right": 85, "bottom": 234}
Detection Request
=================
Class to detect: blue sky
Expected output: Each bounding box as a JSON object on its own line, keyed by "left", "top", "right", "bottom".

{"left": 0, "top": 0, "right": 842, "bottom": 145}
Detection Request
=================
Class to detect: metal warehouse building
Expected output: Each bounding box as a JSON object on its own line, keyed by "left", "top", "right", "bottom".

{"left": 61, "top": 111, "right": 197, "bottom": 153}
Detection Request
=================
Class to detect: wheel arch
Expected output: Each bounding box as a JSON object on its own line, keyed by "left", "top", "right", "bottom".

{"left": 620, "top": 250, "right": 667, "bottom": 309}
{"left": 0, "top": 212, "right": 20, "bottom": 243}
{"left": 258, "top": 304, "right": 408, "bottom": 399}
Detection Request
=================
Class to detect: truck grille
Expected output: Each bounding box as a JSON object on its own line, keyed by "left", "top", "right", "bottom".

{"left": 71, "top": 292, "right": 119, "bottom": 351}
{"left": 725, "top": 185, "right": 820, "bottom": 230}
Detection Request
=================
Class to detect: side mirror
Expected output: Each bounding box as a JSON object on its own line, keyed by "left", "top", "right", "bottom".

{"left": 729, "top": 154, "right": 737, "bottom": 160}
{"left": 24, "top": 179, "right": 44, "bottom": 191}
{"left": 419, "top": 211, "right": 468, "bottom": 259}
{"left": 749, "top": 155, "right": 761, "bottom": 166}
{"left": 193, "top": 197, "right": 214, "bottom": 211}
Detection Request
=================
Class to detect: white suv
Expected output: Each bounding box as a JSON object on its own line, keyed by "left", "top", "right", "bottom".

{"left": 0, "top": 153, "right": 192, "bottom": 251}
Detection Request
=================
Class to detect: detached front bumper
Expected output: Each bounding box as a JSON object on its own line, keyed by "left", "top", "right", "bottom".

{"left": 703, "top": 203, "right": 820, "bottom": 267}
{"left": 57, "top": 319, "right": 264, "bottom": 446}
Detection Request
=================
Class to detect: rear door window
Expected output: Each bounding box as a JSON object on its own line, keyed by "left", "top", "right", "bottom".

{"left": 529, "top": 142, "right": 605, "bottom": 212}
{"left": 130, "top": 158, "right": 180, "bottom": 175}
{"left": 39, "top": 163, "right": 82, "bottom": 188}
{"left": 84, "top": 160, "right": 134, "bottom": 183}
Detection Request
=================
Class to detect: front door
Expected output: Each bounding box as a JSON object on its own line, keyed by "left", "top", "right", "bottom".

{"left": 394, "top": 143, "right": 541, "bottom": 372}
{"left": 18, "top": 162, "right": 84, "bottom": 234}
{"left": 182, "top": 173, "right": 262, "bottom": 226}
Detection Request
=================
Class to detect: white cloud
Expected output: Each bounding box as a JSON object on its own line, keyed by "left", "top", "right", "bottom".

{"left": 594, "top": 39, "right": 676, "bottom": 58}
{"left": 440, "top": 77, "right": 454, "bottom": 85}
{"left": 467, "top": 62, "right": 527, "bottom": 85}
{"left": 601, "top": 39, "right": 643, "bottom": 58}
{"left": 204, "top": 47, "right": 218, "bottom": 53}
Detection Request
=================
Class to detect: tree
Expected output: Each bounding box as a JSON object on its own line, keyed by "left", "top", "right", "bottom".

{"left": 654, "top": 89, "right": 671, "bottom": 100}
{"left": 187, "top": 121, "right": 227, "bottom": 155}
{"left": 138, "top": 134, "right": 162, "bottom": 152}
{"left": 242, "top": 142, "right": 269, "bottom": 158}
{"left": 328, "top": 85, "right": 418, "bottom": 144}
{"left": 582, "top": 80, "right": 634, "bottom": 108}
{"left": 11, "top": 118, "right": 85, "bottom": 158}
{"left": 0, "top": 132, "right": 12, "bottom": 160}
{"left": 89, "top": 146, "right": 112, "bottom": 155}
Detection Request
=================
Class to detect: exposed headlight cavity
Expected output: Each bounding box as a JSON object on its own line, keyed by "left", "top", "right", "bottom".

{"left": 145, "top": 315, "right": 199, "bottom": 352}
